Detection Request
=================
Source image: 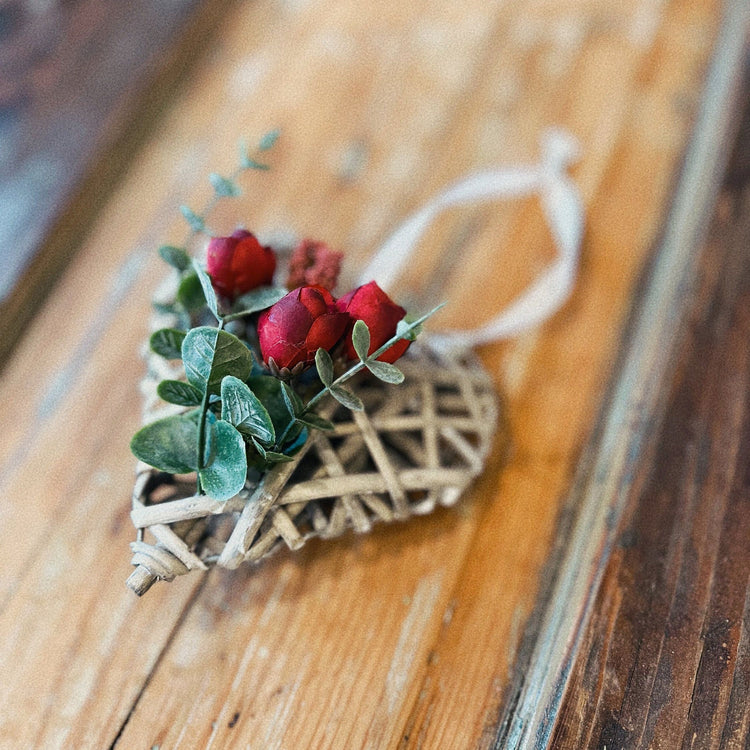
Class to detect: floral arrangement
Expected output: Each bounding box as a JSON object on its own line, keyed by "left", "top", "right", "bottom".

{"left": 124, "top": 129, "right": 579, "bottom": 594}
{"left": 130, "top": 131, "right": 439, "bottom": 503}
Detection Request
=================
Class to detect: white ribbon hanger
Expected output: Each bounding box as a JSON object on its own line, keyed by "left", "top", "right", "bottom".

{"left": 359, "top": 128, "right": 584, "bottom": 352}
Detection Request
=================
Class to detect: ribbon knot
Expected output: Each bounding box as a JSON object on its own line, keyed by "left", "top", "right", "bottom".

{"left": 358, "top": 129, "right": 584, "bottom": 353}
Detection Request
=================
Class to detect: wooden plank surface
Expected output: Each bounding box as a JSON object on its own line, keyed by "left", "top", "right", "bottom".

{"left": 496, "top": 4, "right": 750, "bottom": 745}
{"left": 0, "top": 0, "right": 235, "bottom": 366}
{"left": 0, "top": 0, "right": 735, "bottom": 747}
{"left": 550, "top": 70, "right": 750, "bottom": 749}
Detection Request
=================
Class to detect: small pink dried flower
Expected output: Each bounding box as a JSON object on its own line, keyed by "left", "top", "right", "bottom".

{"left": 286, "top": 239, "right": 343, "bottom": 291}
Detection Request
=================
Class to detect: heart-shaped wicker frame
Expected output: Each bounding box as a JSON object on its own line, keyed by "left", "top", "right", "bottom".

{"left": 128, "top": 340, "right": 498, "bottom": 595}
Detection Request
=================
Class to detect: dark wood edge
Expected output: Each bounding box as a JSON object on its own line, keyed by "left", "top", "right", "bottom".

{"left": 0, "top": 0, "right": 239, "bottom": 371}
{"left": 491, "top": 6, "right": 750, "bottom": 748}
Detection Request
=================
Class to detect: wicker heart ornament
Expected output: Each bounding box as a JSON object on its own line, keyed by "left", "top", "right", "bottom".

{"left": 126, "top": 130, "right": 582, "bottom": 595}
{"left": 128, "top": 341, "right": 498, "bottom": 595}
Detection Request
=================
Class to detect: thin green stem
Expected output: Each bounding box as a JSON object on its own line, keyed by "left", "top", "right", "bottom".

{"left": 195, "top": 386, "right": 210, "bottom": 495}
{"left": 195, "top": 319, "right": 225, "bottom": 494}
{"left": 303, "top": 304, "right": 445, "bottom": 414}
{"left": 222, "top": 309, "right": 259, "bottom": 323}
{"left": 156, "top": 133, "right": 278, "bottom": 489}
{"left": 303, "top": 363, "right": 366, "bottom": 414}
{"left": 273, "top": 419, "right": 298, "bottom": 452}
{"left": 184, "top": 148, "right": 271, "bottom": 246}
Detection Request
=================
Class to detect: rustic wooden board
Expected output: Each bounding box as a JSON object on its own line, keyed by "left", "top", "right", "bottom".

{"left": 549, "top": 68, "right": 750, "bottom": 750}
{"left": 0, "top": 0, "right": 735, "bottom": 747}
{"left": 0, "top": 0, "right": 236, "bottom": 366}
{"left": 496, "top": 4, "right": 750, "bottom": 746}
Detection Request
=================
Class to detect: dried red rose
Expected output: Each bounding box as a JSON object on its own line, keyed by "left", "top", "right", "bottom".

{"left": 258, "top": 286, "right": 350, "bottom": 370}
{"left": 286, "top": 238, "right": 343, "bottom": 291}
{"left": 206, "top": 229, "right": 276, "bottom": 299}
{"left": 336, "top": 281, "right": 409, "bottom": 364}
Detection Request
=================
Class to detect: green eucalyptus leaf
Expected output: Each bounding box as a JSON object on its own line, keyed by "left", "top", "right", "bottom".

{"left": 366, "top": 360, "right": 405, "bottom": 384}
{"left": 246, "top": 375, "right": 297, "bottom": 437}
{"left": 157, "top": 379, "right": 203, "bottom": 406}
{"left": 130, "top": 413, "right": 198, "bottom": 474}
{"left": 238, "top": 139, "right": 270, "bottom": 170}
{"left": 245, "top": 158, "right": 270, "bottom": 171}
{"left": 152, "top": 301, "right": 179, "bottom": 316}
{"left": 258, "top": 129, "right": 280, "bottom": 151}
{"left": 251, "top": 436, "right": 267, "bottom": 458}
{"left": 263, "top": 451, "right": 295, "bottom": 464}
{"left": 209, "top": 172, "right": 241, "bottom": 198}
{"left": 279, "top": 381, "right": 295, "bottom": 416}
{"left": 198, "top": 420, "right": 247, "bottom": 501}
{"left": 177, "top": 271, "right": 206, "bottom": 311}
{"left": 150, "top": 328, "right": 186, "bottom": 359}
{"left": 352, "top": 320, "right": 371, "bottom": 362}
{"left": 192, "top": 260, "right": 220, "bottom": 319}
{"left": 221, "top": 376, "right": 275, "bottom": 443}
{"left": 315, "top": 348, "right": 334, "bottom": 387}
{"left": 182, "top": 327, "right": 253, "bottom": 395}
{"left": 330, "top": 385, "right": 364, "bottom": 411}
{"left": 231, "top": 286, "right": 287, "bottom": 316}
{"left": 239, "top": 150, "right": 269, "bottom": 171}
{"left": 180, "top": 205, "right": 205, "bottom": 233}
{"left": 158, "top": 245, "right": 191, "bottom": 271}
{"left": 280, "top": 381, "right": 305, "bottom": 417}
{"left": 296, "top": 412, "right": 335, "bottom": 432}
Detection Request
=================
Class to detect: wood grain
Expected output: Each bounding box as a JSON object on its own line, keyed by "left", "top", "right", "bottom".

{"left": 0, "top": 0, "right": 730, "bottom": 747}
{"left": 496, "top": 4, "right": 750, "bottom": 745}
{"left": 549, "top": 69, "right": 750, "bottom": 750}
{"left": 0, "top": 0, "right": 236, "bottom": 367}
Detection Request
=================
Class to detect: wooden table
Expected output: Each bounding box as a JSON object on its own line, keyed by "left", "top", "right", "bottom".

{"left": 1, "top": 1, "right": 748, "bottom": 747}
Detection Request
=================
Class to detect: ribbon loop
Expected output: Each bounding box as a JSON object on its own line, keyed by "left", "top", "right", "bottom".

{"left": 359, "top": 129, "right": 584, "bottom": 353}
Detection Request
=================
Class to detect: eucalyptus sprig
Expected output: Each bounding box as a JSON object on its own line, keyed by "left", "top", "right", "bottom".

{"left": 132, "top": 305, "right": 441, "bottom": 501}
{"left": 131, "top": 128, "right": 444, "bottom": 503}
{"left": 154, "top": 129, "right": 282, "bottom": 323}
{"left": 133, "top": 131, "right": 286, "bottom": 499}
{"left": 307, "top": 305, "right": 444, "bottom": 413}
{"left": 179, "top": 127, "right": 281, "bottom": 242}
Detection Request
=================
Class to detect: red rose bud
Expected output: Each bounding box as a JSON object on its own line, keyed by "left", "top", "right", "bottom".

{"left": 206, "top": 229, "right": 276, "bottom": 299}
{"left": 336, "top": 281, "right": 409, "bottom": 364}
{"left": 286, "top": 238, "right": 343, "bottom": 291}
{"left": 258, "top": 286, "right": 350, "bottom": 370}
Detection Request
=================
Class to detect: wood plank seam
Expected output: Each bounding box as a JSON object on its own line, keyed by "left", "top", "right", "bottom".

{"left": 107, "top": 574, "right": 211, "bottom": 750}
